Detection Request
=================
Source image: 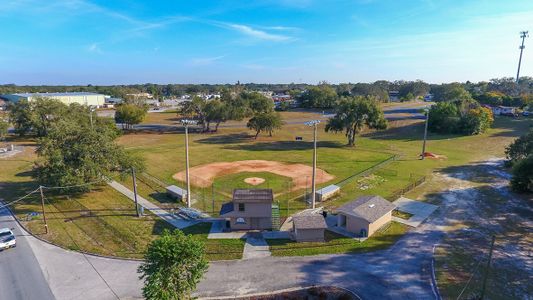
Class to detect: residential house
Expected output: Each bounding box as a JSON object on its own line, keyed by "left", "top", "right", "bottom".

{"left": 492, "top": 106, "right": 517, "bottom": 116}
{"left": 220, "top": 189, "right": 273, "bottom": 230}
{"left": 335, "top": 195, "right": 395, "bottom": 237}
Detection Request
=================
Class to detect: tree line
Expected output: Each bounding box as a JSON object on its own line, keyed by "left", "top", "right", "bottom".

{"left": 2, "top": 76, "right": 531, "bottom": 104}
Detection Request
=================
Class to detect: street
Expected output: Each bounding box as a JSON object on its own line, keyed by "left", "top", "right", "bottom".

{"left": 0, "top": 205, "right": 55, "bottom": 300}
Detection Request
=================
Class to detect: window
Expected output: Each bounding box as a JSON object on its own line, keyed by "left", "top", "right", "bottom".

{"left": 238, "top": 203, "right": 245, "bottom": 212}
{"left": 236, "top": 217, "right": 246, "bottom": 224}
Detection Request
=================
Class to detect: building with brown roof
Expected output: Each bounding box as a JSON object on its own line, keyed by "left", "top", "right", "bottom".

{"left": 335, "top": 195, "right": 396, "bottom": 237}
{"left": 292, "top": 214, "right": 327, "bottom": 242}
{"left": 220, "top": 189, "right": 273, "bottom": 230}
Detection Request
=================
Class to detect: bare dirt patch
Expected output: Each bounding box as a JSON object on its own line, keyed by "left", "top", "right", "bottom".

{"left": 173, "top": 160, "right": 334, "bottom": 190}
{"left": 244, "top": 177, "right": 265, "bottom": 185}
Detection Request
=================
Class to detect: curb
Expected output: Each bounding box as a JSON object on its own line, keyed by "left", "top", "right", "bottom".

{"left": 197, "top": 285, "right": 362, "bottom": 300}
{"left": 430, "top": 243, "right": 442, "bottom": 300}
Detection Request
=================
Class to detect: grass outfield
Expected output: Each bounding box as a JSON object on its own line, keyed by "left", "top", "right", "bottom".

{"left": 118, "top": 114, "right": 532, "bottom": 213}
{"left": 267, "top": 222, "right": 407, "bottom": 256}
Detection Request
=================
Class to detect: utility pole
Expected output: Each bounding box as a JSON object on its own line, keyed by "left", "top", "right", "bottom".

{"left": 131, "top": 168, "right": 140, "bottom": 217}
{"left": 181, "top": 119, "right": 196, "bottom": 208}
{"left": 516, "top": 31, "right": 529, "bottom": 83}
{"left": 421, "top": 108, "right": 429, "bottom": 160}
{"left": 305, "top": 120, "right": 320, "bottom": 209}
{"left": 89, "top": 106, "right": 96, "bottom": 130}
{"left": 39, "top": 186, "right": 48, "bottom": 234}
{"left": 480, "top": 235, "right": 496, "bottom": 299}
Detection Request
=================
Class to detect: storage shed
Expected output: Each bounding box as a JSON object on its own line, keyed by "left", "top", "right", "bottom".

{"left": 335, "top": 195, "right": 395, "bottom": 238}
{"left": 315, "top": 185, "right": 340, "bottom": 202}
{"left": 292, "top": 214, "right": 327, "bottom": 242}
{"left": 166, "top": 185, "right": 187, "bottom": 201}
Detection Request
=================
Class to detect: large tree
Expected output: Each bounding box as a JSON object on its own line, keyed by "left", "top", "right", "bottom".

{"left": 9, "top": 97, "right": 68, "bottom": 137}
{"left": 298, "top": 84, "right": 338, "bottom": 108}
{"left": 138, "top": 229, "right": 208, "bottom": 300}
{"left": 325, "top": 96, "right": 387, "bottom": 146}
{"left": 428, "top": 100, "right": 493, "bottom": 135}
{"left": 114, "top": 103, "right": 148, "bottom": 130}
{"left": 36, "top": 111, "right": 143, "bottom": 192}
{"left": 247, "top": 111, "right": 283, "bottom": 138}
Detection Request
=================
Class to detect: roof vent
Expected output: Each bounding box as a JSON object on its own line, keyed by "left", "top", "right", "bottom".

{"left": 369, "top": 204, "right": 375, "bottom": 208}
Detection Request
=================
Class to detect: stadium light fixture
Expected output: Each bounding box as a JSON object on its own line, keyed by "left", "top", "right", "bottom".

{"left": 305, "top": 120, "right": 320, "bottom": 209}
{"left": 181, "top": 119, "right": 197, "bottom": 207}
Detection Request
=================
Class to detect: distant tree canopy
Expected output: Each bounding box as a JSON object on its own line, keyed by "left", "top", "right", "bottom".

{"left": 430, "top": 84, "right": 473, "bottom": 102}
{"left": 298, "top": 84, "right": 338, "bottom": 108}
{"left": 1, "top": 77, "right": 531, "bottom": 100}
{"left": 138, "top": 229, "right": 208, "bottom": 300}
{"left": 325, "top": 96, "right": 387, "bottom": 146}
{"left": 115, "top": 103, "right": 148, "bottom": 130}
{"left": 351, "top": 83, "right": 390, "bottom": 102}
{"left": 398, "top": 80, "right": 430, "bottom": 100}
{"left": 0, "top": 118, "right": 8, "bottom": 140}
{"left": 428, "top": 99, "right": 493, "bottom": 135}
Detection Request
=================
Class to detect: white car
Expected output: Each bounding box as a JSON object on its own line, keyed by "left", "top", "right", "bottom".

{"left": 0, "top": 228, "right": 16, "bottom": 250}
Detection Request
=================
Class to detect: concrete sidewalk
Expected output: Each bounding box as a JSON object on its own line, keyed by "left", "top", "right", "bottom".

{"left": 392, "top": 197, "right": 438, "bottom": 227}
{"left": 242, "top": 233, "right": 271, "bottom": 259}
{"left": 108, "top": 180, "right": 196, "bottom": 229}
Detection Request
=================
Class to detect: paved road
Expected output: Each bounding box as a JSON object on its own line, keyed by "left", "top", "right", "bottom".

{"left": 0, "top": 205, "right": 55, "bottom": 300}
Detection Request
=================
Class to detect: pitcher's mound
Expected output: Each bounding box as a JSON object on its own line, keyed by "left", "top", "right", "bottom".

{"left": 244, "top": 177, "right": 266, "bottom": 185}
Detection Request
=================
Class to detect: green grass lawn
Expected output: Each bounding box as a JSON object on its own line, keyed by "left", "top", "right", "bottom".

{"left": 181, "top": 222, "right": 245, "bottom": 260}
{"left": 267, "top": 222, "right": 407, "bottom": 256}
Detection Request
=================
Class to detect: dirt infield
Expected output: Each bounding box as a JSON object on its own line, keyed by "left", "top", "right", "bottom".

{"left": 244, "top": 177, "right": 266, "bottom": 185}
{"left": 173, "top": 160, "right": 334, "bottom": 190}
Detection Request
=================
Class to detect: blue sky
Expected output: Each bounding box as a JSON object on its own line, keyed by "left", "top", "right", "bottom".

{"left": 0, "top": 0, "right": 532, "bottom": 85}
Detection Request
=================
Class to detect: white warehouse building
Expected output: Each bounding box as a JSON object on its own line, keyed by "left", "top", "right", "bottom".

{"left": 0, "top": 92, "right": 106, "bottom": 107}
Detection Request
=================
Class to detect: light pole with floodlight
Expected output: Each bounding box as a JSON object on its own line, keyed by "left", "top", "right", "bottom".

{"left": 305, "top": 120, "right": 320, "bottom": 209}
{"left": 421, "top": 107, "right": 429, "bottom": 160}
{"left": 181, "top": 119, "right": 196, "bottom": 207}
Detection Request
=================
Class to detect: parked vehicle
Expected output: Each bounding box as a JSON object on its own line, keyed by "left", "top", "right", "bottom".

{"left": 0, "top": 228, "right": 16, "bottom": 250}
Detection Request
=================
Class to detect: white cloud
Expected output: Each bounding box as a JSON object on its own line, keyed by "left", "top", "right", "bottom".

{"left": 226, "top": 24, "right": 292, "bottom": 41}
{"left": 87, "top": 43, "right": 102, "bottom": 54}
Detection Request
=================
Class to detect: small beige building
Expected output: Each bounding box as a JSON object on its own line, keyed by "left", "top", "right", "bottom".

{"left": 220, "top": 189, "right": 273, "bottom": 230}
{"left": 335, "top": 195, "right": 395, "bottom": 238}
{"left": 292, "top": 214, "right": 327, "bottom": 242}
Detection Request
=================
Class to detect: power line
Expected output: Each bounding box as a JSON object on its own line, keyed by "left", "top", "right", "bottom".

{"left": 516, "top": 31, "right": 529, "bottom": 83}
{"left": 0, "top": 187, "right": 41, "bottom": 210}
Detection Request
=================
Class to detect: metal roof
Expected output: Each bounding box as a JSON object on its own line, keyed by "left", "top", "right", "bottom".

{"left": 232, "top": 189, "right": 273, "bottom": 203}
{"left": 219, "top": 202, "right": 234, "bottom": 215}
{"left": 11, "top": 92, "right": 104, "bottom": 97}
{"left": 316, "top": 184, "right": 340, "bottom": 195}
{"left": 166, "top": 185, "right": 186, "bottom": 196}
{"left": 335, "top": 195, "right": 395, "bottom": 223}
{"left": 293, "top": 215, "right": 327, "bottom": 230}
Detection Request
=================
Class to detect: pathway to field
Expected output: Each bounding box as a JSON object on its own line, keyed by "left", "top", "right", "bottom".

{"left": 107, "top": 180, "right": 196, "bottom": 229}
{"left": 242, "top": 233, "right": 271, "bottom": 259}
